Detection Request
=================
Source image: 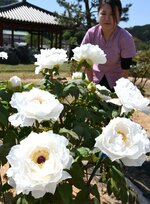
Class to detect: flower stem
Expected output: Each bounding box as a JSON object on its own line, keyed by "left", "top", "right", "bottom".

{"left": 87, "top": 159, "right": 101, "bottom": 185}
{"left": 82, "top": 72, "right": 86, "bottom": 80}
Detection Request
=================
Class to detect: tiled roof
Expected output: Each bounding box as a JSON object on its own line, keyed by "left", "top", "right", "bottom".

{"left": 0, "top": 1, "right": 61, "bottom": 26}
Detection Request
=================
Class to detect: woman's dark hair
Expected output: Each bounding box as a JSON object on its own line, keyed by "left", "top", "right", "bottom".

{"left": 98, "top": 0, "right": 122, "bottom": 22}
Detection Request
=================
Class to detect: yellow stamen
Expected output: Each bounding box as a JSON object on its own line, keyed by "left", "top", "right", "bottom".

{"left": 32, "top": 148, "right": 49, "bottom": 167}
{"left": 117, "top": 131, "right": 127, "bottom": 142}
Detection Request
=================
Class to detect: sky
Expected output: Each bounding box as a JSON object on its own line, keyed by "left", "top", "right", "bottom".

{"left": 27, "top": 0, "right": 150, "bottom": 28}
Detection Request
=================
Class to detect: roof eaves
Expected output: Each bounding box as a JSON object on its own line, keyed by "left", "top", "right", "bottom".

{"left": 0, "top": 1, "right": 57, "bottom": 18}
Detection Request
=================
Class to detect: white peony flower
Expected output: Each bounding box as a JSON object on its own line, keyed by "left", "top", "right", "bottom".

{"left": 34, "top": 48, "right": 68, "bottom": 74}
{"left": 72, "top": 72, "right": 88, "bottom": 80}
{"left": 9, "top": 88, "right": 64, "bottom": 127}
{"left": 6, "top": 131, "right": 73, "bottom": 198}
{"left": 72, "top": 43, "right": 107, "bottom": 67}
{"left": 96, "top": 84, "right": 111, "bottom": 101}
{"left": 0, "top": 51, "right": 8, "bottom": 59}
{"left": 8, "top": 76, "right": 22, "bottom": 88}
{"left": 95, "top": 117, "right": 150, "bottom": 166}
{"left": 108, "top": 78, "right": 150, "bottom": 114}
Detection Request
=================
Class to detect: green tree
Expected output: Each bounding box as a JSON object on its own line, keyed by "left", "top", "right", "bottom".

{"left": 134, "top": 37, "right": 150, "bottom": 51}
{"left": 130, "top": 50, "right": 150, "bottom": 93}
{"left": 57, "top": 0, "right": 132, "bottom": 29}
{"left": 0, "top": 0, "right": 18, "bottom": 6}
{"left": 127, "top": 25, "right": 150, "bottom": 44}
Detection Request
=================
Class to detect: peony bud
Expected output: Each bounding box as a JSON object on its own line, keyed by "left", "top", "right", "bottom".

{"left": 7, "top": 76, "right": 22, "bottom": 91}
{"left": 87, "top": 82, "right": 96, "bottom": 92}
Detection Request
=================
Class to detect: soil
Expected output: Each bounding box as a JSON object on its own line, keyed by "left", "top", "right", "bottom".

{"left": 0, "top": 77, "right": 150, "bottom": 204}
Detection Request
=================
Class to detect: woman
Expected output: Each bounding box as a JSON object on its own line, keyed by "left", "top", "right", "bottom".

{"left": 81, "top": 0, "right": 136, "bottom": 91}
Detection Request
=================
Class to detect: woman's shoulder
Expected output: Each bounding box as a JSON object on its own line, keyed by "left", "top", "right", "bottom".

{"left": 82, "top": 24, "right": 101, "bottom": 44}
{"left": 117, "top": 26, "right": 133, "bottom": 39}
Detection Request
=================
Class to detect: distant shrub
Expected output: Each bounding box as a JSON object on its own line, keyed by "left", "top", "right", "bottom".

{"left": 130, "top": 50, "right": 150, "bottom": 93}
{"left": 0, "top": 45, "right": 38, "bottom": 65}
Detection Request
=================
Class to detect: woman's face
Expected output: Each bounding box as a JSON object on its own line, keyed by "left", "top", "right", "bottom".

{"left": 99, "top": 4, "right": 120, "bottom": 32}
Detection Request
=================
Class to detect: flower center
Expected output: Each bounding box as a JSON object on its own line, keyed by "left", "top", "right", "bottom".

{"left": 32, "top": 148, "right": 49, "bottom": 166}
{"left": 86, "top": 58, "right": 93, "bottom": 67}
{"left": 32, "top": 96, "right": 44, "bottom": 104}
{"left": 37, "top": 156, "right": 46, "bottom": 164}
{"left": 80, "top": 58, "right": 93, "bottom": 68}
{"left": 117, "top": 131, "right": 127, "bottom": 142}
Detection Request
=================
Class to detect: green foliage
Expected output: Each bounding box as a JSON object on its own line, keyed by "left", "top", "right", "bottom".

{"left": 0, "top": 0, "right": 18, "bottom": 6}
{"left": 0, "top": 71, "right": 139, "bottom": 203}
{"left": 57, "top": 0, "right": 132, "bottom": 29}
{"left": 127, "top": 24, "right": 150, "bottom": 47}
{"left": 24, "top": 34, "right": 51, "bottom": 49}
{"left": 134, "top": 37, "right": 150, "bottom": 51}
{"left": 126, "top": 24, "right": 150, "bottom": 51}
{"left": 130, "top": 50, "right": 150, "bottom": 93}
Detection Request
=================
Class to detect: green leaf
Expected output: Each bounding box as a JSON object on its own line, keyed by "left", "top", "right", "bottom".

{"left": 0, "top": 183, "right": 11, "bottom": 197}
{"left": 73, "top": 124, "right": 95, "bottom": 148}
{"left": 58, "top": 183, "right": 73, "bottom": 204}
{"left": 90, "top": 147, "right": 100, "bottom": 155}
{"left": 93, "top": 198, "right": 101, "bottom": 204}
{"left": 23, "top": 83, "right": 34, "bottom": 90}
{"left": 90, "top": 184, "right": 100, "bottom": 203}
{"left": 0, "top": 143, "right": 11, "bottom": 165}
{"left": 69, "top": 161, "right": 86, "bottom": 189}
{"left": 3, "top": 129, "right": 17, "bottom": 145}
{"left": 0, "top": 103, "right": 9, "bottom": 126}
{"left": 110, "top": 178, "right": 118, "bottom": 193}
{"left": 0, "top": 89, "right": 12, "bottom": 101}
{"left": 59, "top": 128, "right": 79, "bottom": 140}
{"left": 107, "top": 179, "right": 113, "bottom": 196}
{"left": 110, "top": 165, "right": 124, "bottom": 180}
{"left": 53, "top": 80, "right": 64, "bottom": 97}
{"left": 16, "top": 196, "right": 28, "bottom": 204}
{"left": 77, "top": 147, "right": 90, "bottom": 158}
{"left": 120, "top": 185, "right": 128, "bottom": 204}
{"left": 63, "top": 82, "right": 80, "bottom": 99}
{"left": 112, "top": 110, "right": 119, "bottom": 118}
{"left": 128, "top": 189, "right": 138, "bottom": 204}
{"left": 75, "top": 186, "right": 91, "bottom": 204}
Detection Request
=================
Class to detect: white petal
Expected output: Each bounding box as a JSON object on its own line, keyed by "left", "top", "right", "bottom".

{"left": 32, "top": 190, "right": 46, "bottom": 198}
{"left": 121, "top": 154, "right": 146, "bottom": 166}
{"left": 107, "top": 98, "right": 122, "bottom": 106}
{"left": 9, "top": 113, "right": 34, "bottom": 127}
{"left": 35, "top": 66, "right": 43, "bottom": 74}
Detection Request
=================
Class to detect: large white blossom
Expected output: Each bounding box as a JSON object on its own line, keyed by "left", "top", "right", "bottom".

{"left": 95, "top": 117, "right": 150, "bottom": 166}
{"left": 9, "top": 88, "right": 64, "bottom": 127}
{"left": 0, "top": 51, "right": 8, "bottom": 59}
{"left": 72, "top": 43, "right": 107, "bottom": 67}
{"left": 6, "top": 131, "right": 73, "bottom": 198}
{"left": 108, "top": 78, "right": 150, "bottom": 114}
{"left": 34, "top": 48, "right": 68, "bottom": 74}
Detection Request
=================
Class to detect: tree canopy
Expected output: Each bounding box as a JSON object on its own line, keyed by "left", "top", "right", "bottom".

{"left": 0, "top": 0, "right": 18, "bottom": 6}
{"left": 57, "top": 0, "right": 132, "bottom": 29}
